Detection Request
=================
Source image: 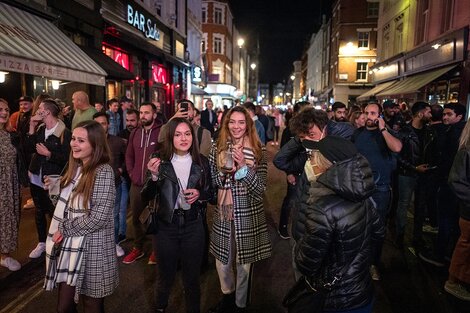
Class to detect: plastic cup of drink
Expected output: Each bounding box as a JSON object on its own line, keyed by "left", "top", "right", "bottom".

{"left": 47, "top": 175, "right": 61, "bottom": 198}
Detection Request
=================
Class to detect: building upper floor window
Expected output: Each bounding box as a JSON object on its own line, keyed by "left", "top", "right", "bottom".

{"left": 213, "top": 35, "right": 223, "bottom": 54}
{"left": 214, "top": 7, "right": 223, "bottom": 24}
{"left": 202, "top": 6, "right": 207, "bottom": 23}
{"left": 356, "top": 62, "right": 368, "bottom": 81}
{"left": 367, "top": 2, "right": 379, "bottom": 17}
{"left": 358, "top": 32, "right": 369, "bottom": 48}
{"left": 415, "top": 0, "right": 429, "bottom": 44}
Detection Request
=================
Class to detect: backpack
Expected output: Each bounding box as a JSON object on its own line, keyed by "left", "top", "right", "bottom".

{"left": 265, "top": 116, "right": 275, "bottom": 141}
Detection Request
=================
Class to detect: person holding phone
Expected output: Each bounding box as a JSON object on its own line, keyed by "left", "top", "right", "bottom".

{"left": 158, "top": 99, "right": 212, "bottom": 157}
{"left": 142, "top": 118, "right": 213, "bottom": 313}
{"left": 208, "top": 106, "right": 272, "bottom": 313}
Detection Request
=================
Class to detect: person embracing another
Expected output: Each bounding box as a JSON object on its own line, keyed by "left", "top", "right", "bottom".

{"left": 44, "top": 120, "right": 118, "bottom": 313}
{"left": 142, "top": 117, "right": 213, "bottom": 313}
{"left": 208, "top": 106, "right": 272, "bottom": 313}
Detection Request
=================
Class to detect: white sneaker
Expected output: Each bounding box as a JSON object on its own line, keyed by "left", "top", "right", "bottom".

{"left": 0, "top": 257, "right": 21, "bottom": 271}
{"left": 29, "top": 242, "right": 46, "bottom": 258}
{"left": 116, "top": 244, "right": 125, "bottom": 257}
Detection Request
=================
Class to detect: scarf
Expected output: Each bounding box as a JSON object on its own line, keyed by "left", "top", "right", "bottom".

{"left": 44, "top": 169, "right": 86, "bottom": 300}
{"left": 217, "top": 137, "right": 256, "bottom": 221}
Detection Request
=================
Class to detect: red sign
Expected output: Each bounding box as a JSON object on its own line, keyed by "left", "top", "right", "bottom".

{"left": 152, "top": 64, "right": 167, "bottom": 84}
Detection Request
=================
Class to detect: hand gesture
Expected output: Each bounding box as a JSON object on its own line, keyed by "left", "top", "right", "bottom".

{"left": 147, "top": 157, "right": 161, "bottom": 176}
{"left": 171, "top": 108, "right": 189, "bottom": 120}
{"left": 415, "top": 164, "right": 429, "bottom": 173}
{"left": 36, "top": 143, "right": 51, "bottom": 158}
{"left": 52, "top": 230, "right": 63, "bottom": 245}
{"left": 232, "top": 145, "right": 246, "bottom": 170}
{"left": 183, "top": 188, "right": 200, "bottom": 204}
{"left": 376, "top": 117, "right": 386, "bottom": 130}
{"left": 287, "top": 174, "right": 296, "bottom": 185}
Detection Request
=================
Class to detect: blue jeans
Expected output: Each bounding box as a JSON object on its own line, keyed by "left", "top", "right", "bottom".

{"left": 114, "top": 177, "right": 129, "bottom": 242}
{"left": 395, "top": 175, "right": 416, "bottom": 236}
{"left": 371, "top": 186, "right": 391, "bottom": 265}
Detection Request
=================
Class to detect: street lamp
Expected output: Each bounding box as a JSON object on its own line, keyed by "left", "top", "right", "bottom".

{"left": 237, "top": 38, "right": 245, "bottom": 48}
{"left": 250, "top": 63, "right": 256, "bottom": 70}
{"left": 290, "top": 74, "right": 295, "bottom": 81}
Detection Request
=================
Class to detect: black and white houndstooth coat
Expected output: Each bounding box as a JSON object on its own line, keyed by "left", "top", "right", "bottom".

{"left": 209, "top": 145, "right": 272, "bottom": 265}
{"left": 58, "top": 164, "right": 119, "bottom": 298}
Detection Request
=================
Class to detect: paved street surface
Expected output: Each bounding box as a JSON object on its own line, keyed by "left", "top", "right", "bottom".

{"left": 1, "top": 143, "right": 469, "bottom": 313}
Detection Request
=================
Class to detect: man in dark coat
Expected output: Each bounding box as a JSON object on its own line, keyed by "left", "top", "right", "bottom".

{"left": 200, "top": 99, "right": 217, "bottom": 134}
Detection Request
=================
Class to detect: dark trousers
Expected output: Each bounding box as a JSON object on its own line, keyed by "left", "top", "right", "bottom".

{"left": 154, "top": 215, "right": 205, "bottom": 313}
{"left": 371, "top": 186, "right": 391, "bottom": 265}
{"left": 57, "top": 283, "right": 104, "bottom": 313}
{"left": 129, "top": 183, "right": 148, "bottom": 250}
{"left": 414, "top": 173, "right": 440, "bottom": 243}
{"left": 436, "top": 184, "right": 460, "bottom": 259}
{"left": 279, "top": 182, "right": 297, "bottom": 229}
{"left": 30, "top": 183, "right": 54, "bottom": 243}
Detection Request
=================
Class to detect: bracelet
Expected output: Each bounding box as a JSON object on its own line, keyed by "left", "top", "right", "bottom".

{"left": 380, "top": 128, "right": 387, "bottom": 133}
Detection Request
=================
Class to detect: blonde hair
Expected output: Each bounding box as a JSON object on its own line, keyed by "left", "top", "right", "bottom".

{"left": 311, "top": 150, "right": 333, "bottom": 172}
{"left": 459, "top": 119, "right": 470, "bottom": 149}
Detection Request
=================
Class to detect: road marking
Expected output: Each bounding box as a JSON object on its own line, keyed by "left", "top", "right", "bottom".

{"left": 0, "top": 280, "right": 43, "bottom": 313}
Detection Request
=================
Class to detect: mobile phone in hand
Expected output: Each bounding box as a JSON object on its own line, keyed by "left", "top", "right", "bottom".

{"left": 180, "top": 102, "right": 189, "bottom": 112}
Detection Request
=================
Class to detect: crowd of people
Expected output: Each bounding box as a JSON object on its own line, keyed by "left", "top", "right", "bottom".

{"left": 0, "top": 92, "right": 469, "bottom": 313}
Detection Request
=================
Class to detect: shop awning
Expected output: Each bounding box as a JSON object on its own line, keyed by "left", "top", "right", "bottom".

{"left": 0, "top": 2, "right": 106, "bottom": 86}
{"left": 376, "top": 65, "right": 457, "bottom": 97}
{"left": 79, "top": 46, "right": 134, "bottom": 81}
{"left": 357, "top": 81, "right": 398, "bottom": 101}
{"left": 191, "top": 84, "right": 208, "bottom": 95}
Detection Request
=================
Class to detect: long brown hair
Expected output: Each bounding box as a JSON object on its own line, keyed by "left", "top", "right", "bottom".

{"left": 61, "top": 120, "right": 111, "bottom": 211}
{"left": 0, "top": 98, "right": 13, "bottom": 132}
{"left": 160, "top": 118, "right": 202, "bottom": 166}
{"left": 216, "top": 106, "right": 262, "bottom": 163}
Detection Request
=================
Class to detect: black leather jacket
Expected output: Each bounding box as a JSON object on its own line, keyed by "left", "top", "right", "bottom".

{"left": 141, "top": 155, "right": 213, "bottom": 224}
{"left": 295, "top": 153, "right": 384, "bottom": 311}
{"left": 397, "top": 124, "right": 420, "bottom": 176}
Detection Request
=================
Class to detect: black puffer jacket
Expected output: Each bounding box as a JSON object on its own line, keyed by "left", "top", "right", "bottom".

{"left": 141, "top": 155, "right": 213, "bottom": 223}
{"left": 294, "top": 153, "right": 384, "bottom": 311}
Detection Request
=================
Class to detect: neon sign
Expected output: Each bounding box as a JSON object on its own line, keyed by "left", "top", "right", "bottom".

{"left": 152, "top": 64, "right": 167, "bottom": 84}
{"left": 103, "top": 46, "right": 130, "bottom": 70}
{"left": 127, "top": 4, "right": 160, "bottom": 41}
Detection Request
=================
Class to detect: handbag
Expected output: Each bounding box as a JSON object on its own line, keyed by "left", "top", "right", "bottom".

{"left": 282, "top": 275, "right": 329, "bottom": 313}
{"left": 139, "top": 196, "right": 159, "bottom": 235}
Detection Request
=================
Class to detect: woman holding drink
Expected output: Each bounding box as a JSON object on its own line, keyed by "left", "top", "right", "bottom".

{"left": 25, "top": 98, "right": 71, "bottom": 259}
{"left": 141, "top": 118, "right": 212, "bottom": 313}
{"left": 44, "top": 120, "right": 118, "bottom": 312}
{"left": 208, "top": 106, "right": 272, "bottom": 313}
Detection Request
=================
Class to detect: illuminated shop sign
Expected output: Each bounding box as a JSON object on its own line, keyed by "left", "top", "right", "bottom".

{"left": 192, "top": 66, "right": 202, "bottom": 83}
{"left": 152, "top": 64, "right": 167, "bottom": 84}
{"left": 127, "top": 4, "right": 160, "bottom": 41}
{"left": 103, "top": 46, "right": 130, "bottom": 70}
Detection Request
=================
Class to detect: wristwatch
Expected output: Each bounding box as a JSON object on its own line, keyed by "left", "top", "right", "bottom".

{"left": 380, "top": 127, "right": 387, "bottom": 133}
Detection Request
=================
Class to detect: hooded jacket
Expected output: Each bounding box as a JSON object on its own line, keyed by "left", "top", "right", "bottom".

{"left": 294, "top": 153, "right": 384, "bottom": 311}
{"left": 125, "top": 120, "right": 162, "bottom": 186}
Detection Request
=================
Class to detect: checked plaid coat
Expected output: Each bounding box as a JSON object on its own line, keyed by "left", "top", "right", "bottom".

{"left": 57, "top": 164, "right": 118, "bottom": 298}
{"left": 209, "top": 145, "right": 272, "bottom": 265}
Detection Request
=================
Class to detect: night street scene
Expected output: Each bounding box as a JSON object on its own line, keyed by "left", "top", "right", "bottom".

{"left": 1, "top": 0, "right": 470, "bottom": 312}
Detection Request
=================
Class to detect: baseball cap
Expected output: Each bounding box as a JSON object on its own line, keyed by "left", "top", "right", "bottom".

{"left": 17, "top": 96, "right": 33, "bottom": 102}
{"left": 302, "top": 136, "right": 358, "bottom": 163}
{"left": 382, "top": 100, "right": 398, "bottom": 109}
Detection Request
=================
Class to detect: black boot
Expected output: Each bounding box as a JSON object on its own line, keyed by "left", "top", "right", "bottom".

{"left": 207, "top": 293, "right": 236, "bottom": 313}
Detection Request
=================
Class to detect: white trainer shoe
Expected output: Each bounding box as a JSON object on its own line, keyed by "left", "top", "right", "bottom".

{"left": 0, "top": 257, "right": 21, "bottom": 271}
{"left": 29, "top": 242, "right": 46, "bottom": 258}
{"left": 116, "top": 244, "right": 125, "bottom": 257}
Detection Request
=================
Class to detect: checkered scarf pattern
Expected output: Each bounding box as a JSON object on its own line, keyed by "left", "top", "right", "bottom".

{"left": 44, "top": 170, "right": 86, "bottom": 295}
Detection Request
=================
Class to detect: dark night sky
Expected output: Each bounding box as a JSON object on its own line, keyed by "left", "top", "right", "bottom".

{"left": 229, "top": 0, "right": 330, "bottom": 84}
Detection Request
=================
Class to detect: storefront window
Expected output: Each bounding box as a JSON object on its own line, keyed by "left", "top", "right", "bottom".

{"left": 103, "top": 45, "right": 131, "bottom": 70}
{"left": 152, "top": 64, "right": 168, "bottom": 84}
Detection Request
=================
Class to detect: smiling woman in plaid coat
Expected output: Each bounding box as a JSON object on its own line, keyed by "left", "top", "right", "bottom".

{"left": 44, "top": 120, "right": 118, "bottom": 312}
{"left": 208, "top": 106, "right": 272, "bottom": 313}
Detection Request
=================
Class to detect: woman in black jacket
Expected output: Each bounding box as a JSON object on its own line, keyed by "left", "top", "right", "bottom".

{"left": 294, "top": 136, "right": 384, "bottom": 313}
{"left": 25, "top": 98, "right": 71, "bottom": 259}
{"left": 142, "top": 118, "right": 212, "bottom": 313}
